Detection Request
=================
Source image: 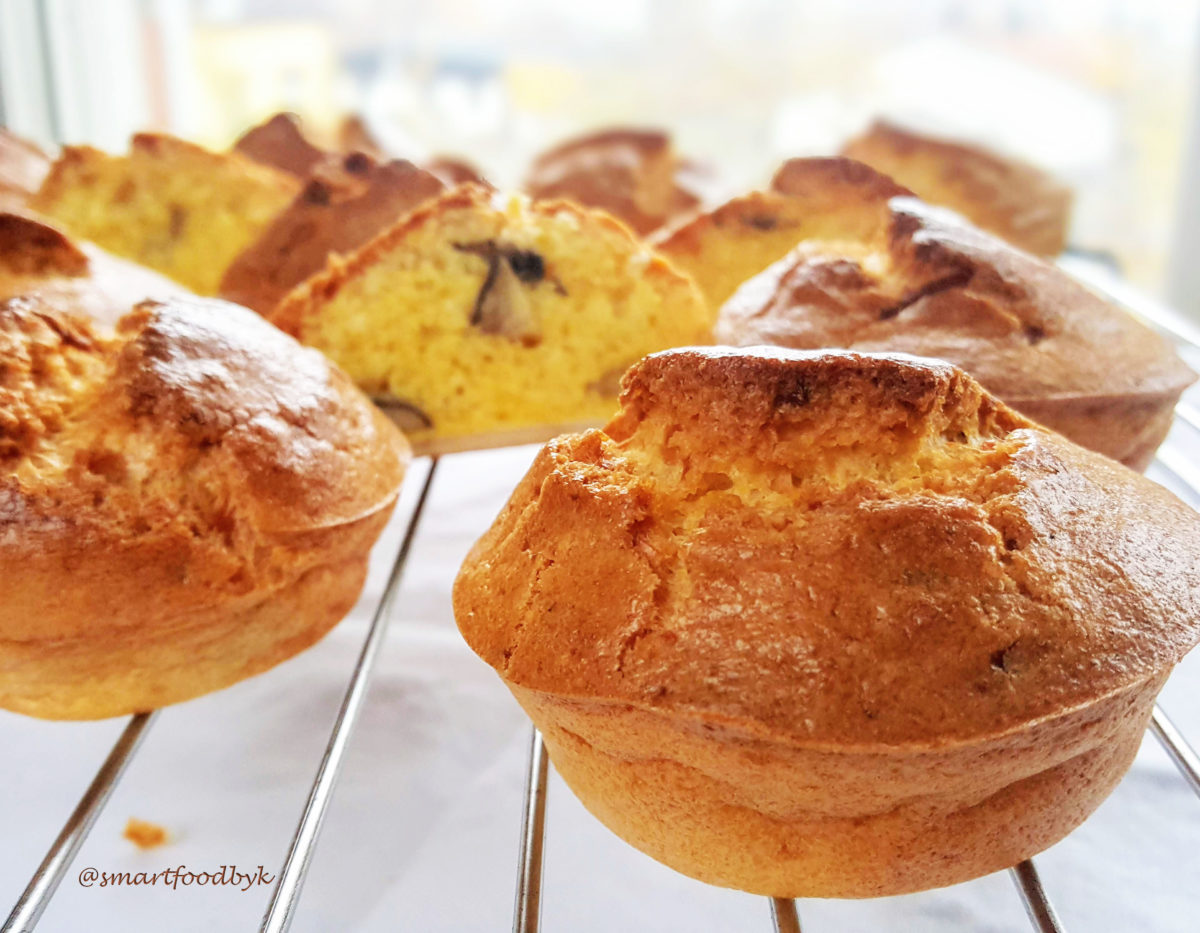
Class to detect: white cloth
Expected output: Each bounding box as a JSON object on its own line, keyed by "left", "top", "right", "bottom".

{"left": 2, "top": 441, "right": 1199, "bottom": 933}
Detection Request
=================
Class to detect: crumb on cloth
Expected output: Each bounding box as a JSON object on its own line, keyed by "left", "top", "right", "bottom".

{"left": 123, "top": 817, "right": 169, "bottom": 849}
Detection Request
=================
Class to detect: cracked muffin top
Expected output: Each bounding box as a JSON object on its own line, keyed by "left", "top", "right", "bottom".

{"left": 453, "top": 347, "right": 1200, "bottom": 748}
{"left": 271, "top": 184, "right": 711, "bottom": 450}
{"left": 0, "top": 295, "right": 408, "bottom": 640}
{"left": 715, "top": 179, "right": 1193, "bottom": 404}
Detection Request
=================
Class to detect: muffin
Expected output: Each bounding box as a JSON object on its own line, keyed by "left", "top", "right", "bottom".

{"left": 233, "top": 112, "right": 331, "bottom": 178}
{"left": 0, "top": 294, "right": 409, "bottom": 719}
{"left": 837, "top": 119, "right": 1072, "bottom": 256}
{"left": 220, "top": 152, "right": 445, "bottom": 314}
{"left": 716, "top": 160, "right": 1194, "bottom": 470}
{"left": 31, "top": 133, "right": 300, "bottom": 294}
{"left": 271, "top": 184, "right": 711, "bottom": 452}
{"left": 526, "top": 128, "right": 716, "bottom": 236}
{"left": 652, "top": 158, "right": 907, "bottom": 310}
{"left": 0, "top": 128, "right": 51, "bottom": 212}
{"left": 454, "top": 346, "right": 1200, "bottom": 898}
{"left": 0, "top": 211, "right": 187, "bottom": 328}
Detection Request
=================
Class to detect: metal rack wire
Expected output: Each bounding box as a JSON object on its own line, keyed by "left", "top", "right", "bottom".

{"left": 3, "top": 280, "right": 1200, "bottom": 933}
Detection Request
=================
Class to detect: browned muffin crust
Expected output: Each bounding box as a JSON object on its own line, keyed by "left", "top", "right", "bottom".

{"left": 233, "top": 112, "right": 330, "bottom": 178}
{"left": 0, "top": 212, "right": 188, "bottom": 327}
{"left": 837, "top": 120, "right": 1072, "bottom": 256}
{"left": 0, "top": 295, "right": 409, "bottom": 719}
{"left": 457, "top": 346, "right": 1200, "bottom": 746}
{"left": 220, "top": 153, "right": 445, "bottom": 314}
{"left": 454, "top": 347, "right": 1200, "bottom": 896}
{"left": 0, "top": 128, "right": 51, "bottom": 211}
{"left": 718, "top": 162, "right": 1194, "bottom": 469}
{"left": 526, "top": 128, "right": 712, "bottom": 236}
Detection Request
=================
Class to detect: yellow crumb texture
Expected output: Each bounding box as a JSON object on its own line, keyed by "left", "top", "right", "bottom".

{"left": 32, "top": 134, "right": 298, "bottom": 295}
{"left": 123, "top": 817, "right": 169, "bottom": 849}
{"left": 275, "top": 188, "right": 712, "bottom": 442}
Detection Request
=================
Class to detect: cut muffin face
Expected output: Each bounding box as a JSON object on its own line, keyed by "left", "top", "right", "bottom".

{"left": 31, "top": 133, "right": 299, "bottom": 294}
{"left": 271, "top": 184, "right": 712, "bottom": 451}
{"left": 453, "top": 346, "right": 1200, "bottom": 897}
{"left": 652, "top": 158, "right": 908, "bottom": 311}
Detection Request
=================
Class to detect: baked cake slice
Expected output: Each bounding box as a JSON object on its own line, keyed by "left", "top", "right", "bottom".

{"left": 271, "top": 184, "right": 711, "bottom": 452}
{"left": 32, "top": 133, "right": 299, "bottom": 295}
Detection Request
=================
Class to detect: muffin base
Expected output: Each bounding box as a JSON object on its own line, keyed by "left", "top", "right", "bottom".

{"left": 0, "top": 507, "right": 393, "bottom": 720}
{"left": 512, "top": 671, "right": 1167, "bottom": 898}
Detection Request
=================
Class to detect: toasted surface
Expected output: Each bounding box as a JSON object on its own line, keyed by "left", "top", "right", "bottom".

{"left": 0, "top": 295, "right": 409, "bottom": 718}
{"left": 220, "top": 153, "right": 445, "bottom": 314}
{"left": 31, "top": 133, "right": 300, "bottom": 294}
{"left": 838, "top": 120, "right": 1072, "bottom": 256}
{"left": 526, "top": 127, "right": 712, "bottom": 236}
{"left": 715, "top": 162, "right": 1195, "bottom": 467}
{"left": 233, "top": 112, "right": 330, "bottom": 178}
{"left": 454, "top": 347, "right": 1200, "bottom": 895}
{"left": 0, "top": 128, "right": 51, "bottom": 212}
{"left": 653, "top": 158, "right": 908, "bottom": 309}
{"left": 272, "top": 184, "right": 712, "bottom": 447}
{"left": 0, "top": 212, "right": 188, "bottom": 327}
{"left": 455, "top": 347, "right": 1200, "bottom": 747}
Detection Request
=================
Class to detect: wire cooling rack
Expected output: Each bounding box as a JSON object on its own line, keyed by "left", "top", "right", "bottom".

{"left": 3, "top": 268, "right": 1200, "bottom": 933}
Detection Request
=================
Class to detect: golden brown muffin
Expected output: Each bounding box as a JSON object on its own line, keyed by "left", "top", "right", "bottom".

{"left": 454, "top": 346, "right": 1200, "bottom": 898}
{"left": 233, "top": 112, "right": 331, "bottom": 178}
{"left": 31, "top": 133, "right": 300, "bottom": 295}
{"left": 526, "top": 128, "right": 714, "bottom": 236}
{"left": 0, "top": 128, "right": 51, "bottom": 212}
{"left": 0, "top": 212, "right": 188, "bottom": 328}
{"left": 652, "top": 158, "right": 908, "bottom": 310}
{"left": 837, "top": 120, "right": 1072, "bottom": 256}
{"left": 716, "top": 160, "right": 1194, "bottom": 470}
{"left": 272, "top": 184, "right": 711, "bottom": 452}
{"left": 220, "top": 153, "right": 445, "bottom": 314}
{"left": 0, "top": 295, "right": 409, "bottom": 720}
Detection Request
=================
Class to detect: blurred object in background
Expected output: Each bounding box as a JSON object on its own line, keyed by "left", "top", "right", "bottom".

{"left": 0, "top": 128, "right": 51, "bottom": 211}
{"left": 0, "top": 0, "right": 1197, "bottom": 319}
{"left": 836, "top": 120, "right": 1072, "bottom": 257}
